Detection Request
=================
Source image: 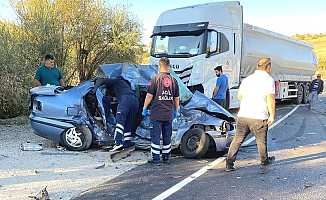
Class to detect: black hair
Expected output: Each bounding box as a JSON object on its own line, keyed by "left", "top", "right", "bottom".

{"left": 214, "top": 65, "right": 223, "bottom": 72}
{"left": 44, "top": 54, "right": 54, "bottom": 60}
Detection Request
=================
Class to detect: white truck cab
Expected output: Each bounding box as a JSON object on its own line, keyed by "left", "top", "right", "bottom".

{"left": 150, "top": 1, "right": 317, "bottom": 109}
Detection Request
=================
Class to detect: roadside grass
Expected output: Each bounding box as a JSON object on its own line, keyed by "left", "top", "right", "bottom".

{"left": 0, "top": 115, "right": 29, "bottom": 126}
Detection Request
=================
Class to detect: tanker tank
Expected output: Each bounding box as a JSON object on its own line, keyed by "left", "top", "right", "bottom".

{"left": 240, "top": 23, "right": 318, "bottom": 82}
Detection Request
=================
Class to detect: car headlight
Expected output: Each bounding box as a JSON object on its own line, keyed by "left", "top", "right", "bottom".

{"left": 220, "top": 121, "right": 234, "bottom": 133}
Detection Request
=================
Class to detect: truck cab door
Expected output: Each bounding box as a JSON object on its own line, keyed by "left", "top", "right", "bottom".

{"left": 206, "top": 28, "right": 241, "bottom": 109}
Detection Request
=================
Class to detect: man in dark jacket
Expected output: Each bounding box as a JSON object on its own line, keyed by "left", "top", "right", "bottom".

{"left": 308, "top": 74, "right": 324, "bottom": 108}
{"left": 93, "top": 76, "right": 139, "bottom": 151}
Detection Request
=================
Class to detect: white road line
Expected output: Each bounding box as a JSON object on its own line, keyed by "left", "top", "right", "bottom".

{"left": 242, "top": 105, "right": 299, "bottom": 146}
{"left": 152, "top": 105, "right": 300, "bottom": 200}
{"left": 152, "top": 157, "right": 226, "bottom": 200}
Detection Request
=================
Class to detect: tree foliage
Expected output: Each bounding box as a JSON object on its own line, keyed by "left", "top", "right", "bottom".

{"left": 0, "top": 0, "right": 146, "bottom": 118}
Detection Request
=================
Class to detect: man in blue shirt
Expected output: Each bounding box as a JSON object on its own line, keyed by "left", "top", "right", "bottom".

{"left": 34, "top": 54, "right": 65, "bottom": 86}
{"left": 212, "top": 65, "right": 228, "bottom": 109}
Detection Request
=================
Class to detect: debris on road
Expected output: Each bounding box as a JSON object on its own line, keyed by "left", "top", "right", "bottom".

{"left": 28, "top": 186, "right": 50, "bottom": 200}
{"left": 56, "top": 146, "right": 66, "bottom": 151}
{"left": 108, "top": 145, "right": 135, "bottom": 163}
{"left": 95, "top": 163, "right": 105, "bottom": 169}
{"left": 21, "top": 142, "right": 43, "bottom": 151}
{"left": 0, "top": 154, "right": 9, "bottom": 158}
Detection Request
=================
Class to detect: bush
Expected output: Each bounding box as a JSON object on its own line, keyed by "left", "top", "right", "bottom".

{"left": 0, "top": 72, "right": 31, "bottom": 119}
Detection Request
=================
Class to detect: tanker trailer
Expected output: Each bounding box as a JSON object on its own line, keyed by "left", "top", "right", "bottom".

{"left": 149, "top": 1, "right": 318, "bottom": 109}
{"left": 241, "top": 23, "right": 318, "bottom": 104}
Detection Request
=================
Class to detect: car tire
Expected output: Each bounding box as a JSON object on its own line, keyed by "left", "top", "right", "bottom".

{"left": 180, "top": 128, "right": 210, "bottom": 159}
{"left": 60, "top": 124, "right": 92, "bottom": 151}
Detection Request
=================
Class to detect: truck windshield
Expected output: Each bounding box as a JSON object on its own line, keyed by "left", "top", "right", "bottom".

{"left": 150, "top": 33, "right": 205, "bottom": 57}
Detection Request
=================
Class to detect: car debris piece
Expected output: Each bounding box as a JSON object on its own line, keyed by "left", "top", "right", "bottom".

{"left": 0, "top": 154, "right": 9, "bottom": 158}
{"left": 21, "top": 142, "right": 43, "bottom": 151}
{"left": 56, "top": 146, "right": 66, "bottom": 151}
{"left": 304, "top": 184, "right": 312, "bottom": 189}
{"left": 108, "top": 145, "right": 135, "bottom": 163}
{"left": 95, "top": 163, "right": 105, "bottom": 169}
{"left": 28, "top": 186, "right": 49, "bottom": 200}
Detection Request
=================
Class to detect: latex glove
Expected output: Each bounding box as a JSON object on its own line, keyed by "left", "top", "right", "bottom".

{"left": 142, "top": 108, "right": 148, "bottom": 116}
{"left": 173, "top": 109, "right": 178, "bottom": 119}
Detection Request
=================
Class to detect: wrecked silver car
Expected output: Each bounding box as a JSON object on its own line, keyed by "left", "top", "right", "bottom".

{"left": 29, "top": 63, "right": 235, "bottom": 158}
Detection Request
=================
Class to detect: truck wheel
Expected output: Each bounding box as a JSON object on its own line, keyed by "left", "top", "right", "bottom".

{"left": 180, "top": 128, "right": 209, "bottom": 158}
{"left": 60, "top": 124, "right": 92, "bottom": 151}
{"left": 302, "top": 83, "right": 310, "bottom": 104}
{"left": 292, "top": 84, "right": 303, "bottom": 105}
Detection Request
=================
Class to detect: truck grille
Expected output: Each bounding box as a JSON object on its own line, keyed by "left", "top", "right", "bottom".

{"left": 174, "top": 65, "right": 193, "bottom": 85}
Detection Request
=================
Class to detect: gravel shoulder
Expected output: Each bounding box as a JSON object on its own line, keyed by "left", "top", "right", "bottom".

{"left": 0, "top": 118, "right": 149, "bottom": 200}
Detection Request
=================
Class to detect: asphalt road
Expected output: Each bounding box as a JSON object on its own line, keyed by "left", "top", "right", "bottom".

{"left": 73, "top": 94, "right": 326, "bottom": 200}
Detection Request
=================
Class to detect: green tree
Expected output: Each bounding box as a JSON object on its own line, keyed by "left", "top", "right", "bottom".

{"left": 0, "top": 0, "right": 145, "bottom": 118}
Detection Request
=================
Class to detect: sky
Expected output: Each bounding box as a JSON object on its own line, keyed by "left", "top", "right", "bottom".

{"left": 1, "top": 0, "right": 326, "bottom": 44}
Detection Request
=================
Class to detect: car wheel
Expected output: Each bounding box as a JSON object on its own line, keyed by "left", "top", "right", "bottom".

{"left": 180, "top": 128, "right": 210, "bottom": 159}
{"left": 60, "top": 124, "right": 92, "bottom": 151}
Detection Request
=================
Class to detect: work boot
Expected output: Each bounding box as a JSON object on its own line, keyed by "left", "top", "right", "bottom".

{"left": 162, "top": 157, "right": 170, "bottom": 164}
{"left": 261, "top": 156, "right": 275, "bottom": 166}
{"left": 109, "top": 144, "right": 123, "bottom": 152}
{"left": 225, "top": 165, "right": 236, "bottom": 172}
{"left": 147, "top": 159, "right": 160, "bottom": 166}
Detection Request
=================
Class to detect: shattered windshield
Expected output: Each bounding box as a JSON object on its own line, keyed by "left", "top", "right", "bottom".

{"left": 151, "top": 33, "right": 205, "bottom": 57}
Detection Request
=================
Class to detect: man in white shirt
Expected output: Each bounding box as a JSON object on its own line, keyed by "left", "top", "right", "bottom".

{"left": 225, "top": 58, "right": 276, "bottom": 172}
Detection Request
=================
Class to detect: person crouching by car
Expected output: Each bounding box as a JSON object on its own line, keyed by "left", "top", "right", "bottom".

{"left": 93, "top": 76, "right": 139, "bottom": 151}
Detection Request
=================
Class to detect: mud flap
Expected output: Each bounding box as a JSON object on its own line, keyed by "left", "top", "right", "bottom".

{"left": 108, "top": 145, "right": 135, "bottom": 163}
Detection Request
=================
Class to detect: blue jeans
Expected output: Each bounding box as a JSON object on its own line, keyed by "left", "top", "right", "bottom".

{"left": 308, "top": 91, "right": 318, "bottom": 107}
{"left": 226, "top": 117, "right": 269, "bottom": 166}
{"left": 150, "top": 119, "right": 172, "bottom": 161}
{"left": 212, "top": 98, "right": 226, "bottom": 109}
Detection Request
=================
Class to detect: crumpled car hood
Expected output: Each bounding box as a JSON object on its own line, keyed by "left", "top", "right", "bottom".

{"left": 97, "top": 63, "right": 235, "bottom": 121}
{"left": 94, "top": 63, "right": 236, "bottom": 150}
{"left": 183, "top": 91, "right": 235, "bottom": 122}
